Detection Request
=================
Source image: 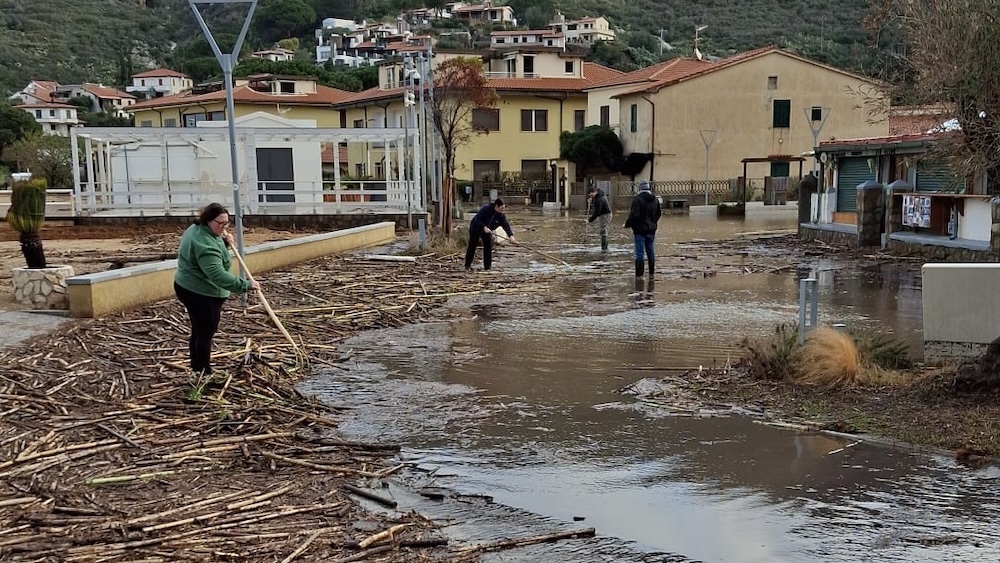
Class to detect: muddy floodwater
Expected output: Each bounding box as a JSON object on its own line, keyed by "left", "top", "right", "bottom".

{"left": 302, "top": 210, "right": 1000, "bottom": 562}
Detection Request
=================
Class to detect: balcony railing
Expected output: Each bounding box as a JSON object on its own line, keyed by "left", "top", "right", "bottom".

{"left": 485, "top": 71, "right": 539, "bottom": 79}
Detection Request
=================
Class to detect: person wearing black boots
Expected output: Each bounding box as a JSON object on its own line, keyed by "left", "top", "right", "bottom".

{"left": 623, "top": 180, "right": 662, "bottom": 277}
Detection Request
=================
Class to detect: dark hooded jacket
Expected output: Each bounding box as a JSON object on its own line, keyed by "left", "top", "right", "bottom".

{"left": 469, "top": 203, "right": 513, "bottom": 237}
{"left": 623, "top": 190, "right": 661, "bottom": 235}
{"left": 587, "top": 189, "right": 612, "bottom": 222}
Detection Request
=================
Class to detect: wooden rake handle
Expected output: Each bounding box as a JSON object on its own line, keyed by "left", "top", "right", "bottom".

{"left": 228, "top": 246, "right": 303, "bottom": 358}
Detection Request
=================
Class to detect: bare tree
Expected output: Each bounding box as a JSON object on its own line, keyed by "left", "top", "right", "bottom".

{"left": 864, "top": 0, "right": 1000, "bottom": 182}
{"left": 428, "top": 57, "right": 497, "bottom": 235}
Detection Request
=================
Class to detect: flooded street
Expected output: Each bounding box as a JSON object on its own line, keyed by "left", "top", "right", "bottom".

{"left": 301, "top": 210, "right": 999, "bottom": 562}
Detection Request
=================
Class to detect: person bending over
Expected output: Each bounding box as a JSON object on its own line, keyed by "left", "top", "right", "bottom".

{"left": 465, "top": 198, "right": 516, "bottom": 271}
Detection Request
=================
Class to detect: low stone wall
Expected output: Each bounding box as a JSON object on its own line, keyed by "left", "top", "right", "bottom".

{"left": 799, "top": 224, "right": 857, "bottom": 247}
{"left": 66, "top": 222, "right": 397, "bottom": 318}
{"left": 12, "top": 265, "right": 74, "bottom": 309}
{"left": 923, "top": 263, "right": 1000, "bottom": 361}
{"left": 885, "top": 239, "right": 999, "bottom": 262}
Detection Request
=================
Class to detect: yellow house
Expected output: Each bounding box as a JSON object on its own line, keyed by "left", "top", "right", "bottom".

{"left": 127, "top": 74, "right": 351, "bottom": 128}
{"left": 333, "top": 43, "right": 622, "bottom": 201}
{"left": 613, "top": 46, "right": 889, "bottom": 183}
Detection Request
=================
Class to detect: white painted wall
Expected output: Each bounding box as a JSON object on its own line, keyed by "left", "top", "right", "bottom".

{"left": 923, "top": 263, "right": 1000, "bottom": 359}
{"left": 958, "top": 198, "right": 992, "bottom": 242}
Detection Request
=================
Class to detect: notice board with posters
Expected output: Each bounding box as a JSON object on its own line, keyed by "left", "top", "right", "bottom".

{"left": 902, "top": 194, "right": 932, "bottom": 228}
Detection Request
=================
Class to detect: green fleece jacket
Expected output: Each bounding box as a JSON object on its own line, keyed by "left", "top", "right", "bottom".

{"left": 174, "top": 223, "right": 252, "bottom": 298}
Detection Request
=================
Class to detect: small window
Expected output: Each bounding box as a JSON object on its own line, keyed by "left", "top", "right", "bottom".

{"left": 49, "top": 124, "right": 56, "bottom": 131}
{"left": 35, "top": 110, "right": 41, "bottom": 118}
{"left": 164, "top": 118, "right": 177, "bottom": 127}
{"left": 564, "top": 61, "right": 574, "bottom": 74}
{"left": 773, "top": 99, "right": 791, "bottom": 128}
{"left": 496, "top": 37, "right": 505, "bottom": 43}
{"left": 354, "top": 118, "right": 365, "bottom": 128}
{"left": 472, "top": 108, "right": 500, "bottom": 131}
{"left": 810, "top": 106, "right": 823, "bottom": 122}
{"left": 546, "top": 40, "right": 553, "bottom": 46}
{"left": 374, "top": 161, "right": 385, "bottom": 178}
{"left": 574, "top": 109, "right": 585, "bottom": 132}
{"left": 630, "top": 104, "right": 638, "bottom": 133}
{"left": 140, "top": 120, "right": 153, "bottom": 128}
{"left": 600, "top": 105, "right": 610, "bottom": 127}
{"left": 520, "top": 109, "right": 548, "bottom": 132}
{"left": 49, "top": 109, "right": 55, "bottom": 117}
{"left": 158, "top": 79, "right": 163, "bottom": 86}
{"left": 141, "top": 79, "right": 146, "bottom": 86}
{"left": 356, "top": 163, "right": 365, "bottom": 176}
{"left": 767, "top": 76, "right": 778, "bottom": 90}
{"left": 280, "top": 81, "right": 295, "bottom": 94}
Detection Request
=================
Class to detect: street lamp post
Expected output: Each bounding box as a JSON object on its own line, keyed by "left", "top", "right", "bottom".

{"left": 188, "top": 0, "right": 258, "bottom": 275}
{"left": 402, "top": 56, "right": 417, "bottom": 229}
{"left": 699, "top": 129, "right": 717, "bottom": 205}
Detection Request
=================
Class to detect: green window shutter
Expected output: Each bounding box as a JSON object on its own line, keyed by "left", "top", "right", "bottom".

{"left": 773, "top": 99, "right": 791, "bottom": 128}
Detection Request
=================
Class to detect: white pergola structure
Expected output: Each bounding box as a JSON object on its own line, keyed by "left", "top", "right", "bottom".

{"left": 70, "top": 125, "right": 423, "bottom": 217}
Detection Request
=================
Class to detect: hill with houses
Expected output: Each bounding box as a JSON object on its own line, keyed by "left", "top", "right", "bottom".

{"left": 0, "top": 0, "right": 877, "bottom": 96}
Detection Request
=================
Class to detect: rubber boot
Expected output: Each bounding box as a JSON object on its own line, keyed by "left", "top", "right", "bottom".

{"left": 647, "top": 257, "right": 655, "bottom": 279}
{"left": 601, "top": 233, "right": 609, "bottom": 251}
{"left": 635, "top": 259, "right": 644, "bottom": 278}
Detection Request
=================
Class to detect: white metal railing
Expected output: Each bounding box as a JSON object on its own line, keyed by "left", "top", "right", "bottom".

{"left": 72, "top": 180, "right": 422, "bottom": 217}
{"left": 484, "top": 71, "right": 540, "bottom": 79}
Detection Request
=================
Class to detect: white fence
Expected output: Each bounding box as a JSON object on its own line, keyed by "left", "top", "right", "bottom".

{"left": 0, "top": 189, "right": 76, "bottom": 219}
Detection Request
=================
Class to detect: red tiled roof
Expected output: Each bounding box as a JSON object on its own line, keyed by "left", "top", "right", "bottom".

{"left": 129, "top": 83, "right": 354, "bottom": 111}
{"left": 491, "top": 30, "right": 560, "bottom": 36}
{"left": 18, "top": 80, "right": 58, "bottom": 102}
{"left": 81, "top": 84, "right": 136, "bottom": 100}
{"left": 132, "top": 68, "right": 189, "bottom": 79}
{"left": 336, "top": 62, "right": 624, "bottom": 106}
{"left": 586, "top": 57, "right": 711, "bottom": 90}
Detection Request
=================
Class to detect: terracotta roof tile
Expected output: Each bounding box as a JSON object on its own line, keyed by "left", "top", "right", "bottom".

{"left": 129, "top": 83, "right": 354, "bottom": 111}
{"left": 132, "top": 69, "right": 189, "bottom": 79}
{"left": 15, "top": 102, "right": 78, "bottom": 109}
{"left": 81, "top": 84, "right": 136, "bottom": 100}
{"left": 587, "top": 58, "right": 708, "bottom": 90}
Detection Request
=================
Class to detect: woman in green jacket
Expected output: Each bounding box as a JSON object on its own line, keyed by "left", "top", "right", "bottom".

{"left": 174, "top": 203, "right": 260, "bottom": 374}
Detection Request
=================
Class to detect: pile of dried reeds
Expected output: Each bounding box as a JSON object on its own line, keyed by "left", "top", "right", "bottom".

{"left": 0, "top": 253, "right": 545, "bottom": 562}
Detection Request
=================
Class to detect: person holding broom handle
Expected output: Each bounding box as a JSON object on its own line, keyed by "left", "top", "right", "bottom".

{"left": 465, "top": 197, "right": 516, "bottom": 271}
{"left": 174, "top": 203, "right": 260, "bottom": 375}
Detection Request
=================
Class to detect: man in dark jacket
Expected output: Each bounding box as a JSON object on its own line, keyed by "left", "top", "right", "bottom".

{"left": 623, "top": 180, "right": 662, "bottom": 277}
{"left": 587, "top": 186, "right": 612, "bottom": 251}
{"left": 465, "top": 198, "right": 516, "bottom": 271}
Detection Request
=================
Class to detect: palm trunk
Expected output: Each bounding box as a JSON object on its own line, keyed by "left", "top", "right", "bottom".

{"left": 20, "top": 232, "right": 47, "bottom": 269}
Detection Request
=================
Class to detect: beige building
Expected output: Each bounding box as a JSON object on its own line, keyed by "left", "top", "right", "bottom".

{"left": 126, "top": 69, "right": 194, "bottom": 100}
{"left": 15, "top": 103, "right": 81, "bottom": 136}
{"left": 614, "top": 46, "right": 889, "bottom": 182}
{"left": 548, "top": 14, "right": 616, "bottom": 45}
{"left": 451, "top": 1, "right": 515, "bottom": 25}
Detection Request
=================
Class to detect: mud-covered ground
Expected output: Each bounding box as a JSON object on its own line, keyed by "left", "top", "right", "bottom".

{"left": 1, "top": 221, "right": 997, "bottom": 561}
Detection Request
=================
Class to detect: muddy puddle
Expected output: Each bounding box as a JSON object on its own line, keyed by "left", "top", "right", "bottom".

{"left": 301, "top": 210, "right": 999, "bottom": 562}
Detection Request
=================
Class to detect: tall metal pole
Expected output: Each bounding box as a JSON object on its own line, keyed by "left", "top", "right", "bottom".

{"left": 403, "top": 55, "right": 413, "bottom": 229}
{"left": 408, "top": 58, "right": 421, "bottom": 227}
{"left": 189, "top": 0, "right": 258, "bottom": 273}
{"left": 699, "top": 129, "right": 716, "bottom": 205}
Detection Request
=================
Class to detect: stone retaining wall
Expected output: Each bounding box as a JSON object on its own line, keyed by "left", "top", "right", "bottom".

{"left": 12, "top": 265, "right": 74, "bottom": 309}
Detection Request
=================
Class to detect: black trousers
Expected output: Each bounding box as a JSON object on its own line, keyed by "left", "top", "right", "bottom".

{"left": 174, "top": 282, "right": 226, "bottom": 374}
{"left": 464, "top": 229, "right": 494, "bottom": 270}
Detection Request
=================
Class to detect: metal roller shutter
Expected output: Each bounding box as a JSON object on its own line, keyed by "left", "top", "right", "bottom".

{"left": 837, "top": 157, "right": 873, "bottom": 212}
{"left": 915, "top": 161, "right": 964, "bottom": 192}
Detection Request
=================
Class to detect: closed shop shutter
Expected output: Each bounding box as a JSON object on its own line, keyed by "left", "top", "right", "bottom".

{"left": 915, "top": 161, "right": 964, "bottom": 192}
{"left": 836, "top": 157, "right": 873, "bottom": 212}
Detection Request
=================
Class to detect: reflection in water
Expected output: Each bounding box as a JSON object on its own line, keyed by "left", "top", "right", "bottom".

{"left": 301, "top": 212, "right": 995, "bottom": 562}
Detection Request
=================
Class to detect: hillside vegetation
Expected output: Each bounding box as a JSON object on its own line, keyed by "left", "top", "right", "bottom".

{"left": 0, "top": 0, "right": 876, "bottom": 95}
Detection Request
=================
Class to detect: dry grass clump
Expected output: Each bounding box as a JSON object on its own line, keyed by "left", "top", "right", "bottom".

{"left": 792, "top": 327, "right": 861, "bottom": 387}
{"left": 739, "top": 324, "right": 913, "bottom": 388}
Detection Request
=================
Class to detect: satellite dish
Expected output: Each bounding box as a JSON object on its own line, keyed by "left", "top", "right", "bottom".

{"left": 819, "top": 152, "right": 829, "bottom": 164}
